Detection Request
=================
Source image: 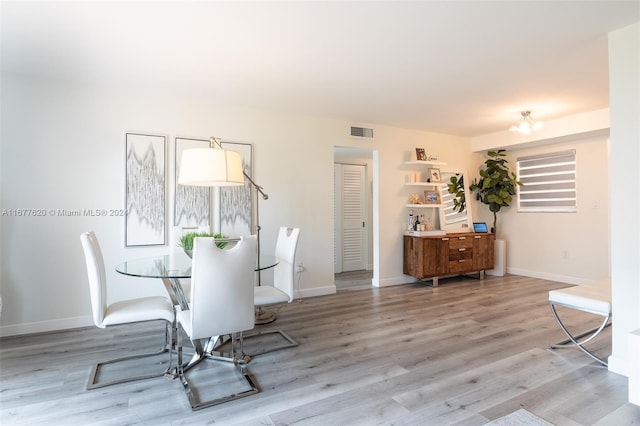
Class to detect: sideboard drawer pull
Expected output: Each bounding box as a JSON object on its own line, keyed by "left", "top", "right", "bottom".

{"left": 458, "top": 236, "right": 466, "bottom": 240}
{"left": 458, "top": 248, "right": 466, "bottom": 252}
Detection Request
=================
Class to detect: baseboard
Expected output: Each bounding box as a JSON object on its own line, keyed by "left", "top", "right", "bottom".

{"left": 0, "top": 315, "right": 93, "bottom": 338}
{"left": 296, "top": 285, "right": 336, "bottom": 299}
{"left": 608, "top": 354, "right": 629, "bottom": 378}
{"left": 376, "top": 275, "right": 417, "bottom": 287}
{"left": 506, "top": 267, "right": 595, "bottom": 286}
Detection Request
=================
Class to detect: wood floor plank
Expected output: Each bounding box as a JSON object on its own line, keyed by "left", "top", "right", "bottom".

{"left": 1, "top": 275, "right": 637, "bottom": 425}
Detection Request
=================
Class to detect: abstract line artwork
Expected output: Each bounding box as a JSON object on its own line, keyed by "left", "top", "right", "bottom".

{"left": 125, "top": 133, "right": 166, "bottom": 246}
{"left": 174, "top": 137, "right": 210, "bottom": 228}
{"left": 220, "top": 141, "right": 253, "bottom": 236}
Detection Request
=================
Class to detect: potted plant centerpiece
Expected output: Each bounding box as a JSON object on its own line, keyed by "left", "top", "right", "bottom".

{"left": 179, "top": 232, "right": 229, "bottom": 258}
{"left": 448, "top": 149, "right": 522, "bottom": 275}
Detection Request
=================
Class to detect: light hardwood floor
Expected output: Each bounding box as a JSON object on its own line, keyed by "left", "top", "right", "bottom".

{"left": 2, "top": 275, "right": 639, "bottom": 425}
{"left": 335, "top": 270, "right": 374, "bottom": 290}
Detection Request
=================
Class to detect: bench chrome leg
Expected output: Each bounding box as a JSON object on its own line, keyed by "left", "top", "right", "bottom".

{"left": 549, "top": 303, "right": 611, "bottom": 367}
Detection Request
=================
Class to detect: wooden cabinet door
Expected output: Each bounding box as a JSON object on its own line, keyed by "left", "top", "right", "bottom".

{"left": 403, "top": 236, "right": 446, "bottom": 279}
{"left": 473, "top": 234, "right": 495, "bottom": 270}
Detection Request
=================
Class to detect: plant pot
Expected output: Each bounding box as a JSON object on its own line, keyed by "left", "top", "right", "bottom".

{"left": 487, "top": 239, "right": 506, "bottom": 276}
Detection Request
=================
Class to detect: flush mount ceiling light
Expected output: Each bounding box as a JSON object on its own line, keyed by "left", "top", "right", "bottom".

{"left": 510, "top": 111, "right": 543, "bottom": 135}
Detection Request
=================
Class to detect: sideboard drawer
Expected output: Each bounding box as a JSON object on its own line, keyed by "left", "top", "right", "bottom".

{"left": 448, "top": 236, "right": 473, "bottom": 250}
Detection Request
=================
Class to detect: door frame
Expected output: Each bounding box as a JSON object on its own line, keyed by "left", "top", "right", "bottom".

{"left": 333, "top": 147, "right": 379, "bottom": 287}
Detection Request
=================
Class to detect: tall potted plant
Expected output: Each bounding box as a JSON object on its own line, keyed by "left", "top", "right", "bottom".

{"left": 448, "top": 149, "right": 522, "bottom": 277}
{"left": 467, "top": 149, "right": 522, "bottom": 237}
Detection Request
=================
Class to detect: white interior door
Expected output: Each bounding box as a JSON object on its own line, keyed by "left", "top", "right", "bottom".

{"left": 335, "top": 163, "right": 367, "bottom": 272}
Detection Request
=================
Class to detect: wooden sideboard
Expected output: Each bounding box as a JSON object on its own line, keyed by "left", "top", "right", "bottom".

{"left": 403, "top": 232, "right": 495, "bottom": 286}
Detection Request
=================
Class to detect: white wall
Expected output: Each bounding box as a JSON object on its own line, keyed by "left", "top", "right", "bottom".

{"left": 607, "top": 23, "right": 640, "bottom": 386}
{"left": 500, "top": 136, "right": 610, "bottom": 284}
{"left": 0, "top": 74, "right": 339, "bottom": 334}
{"left": 0, "top": 72, "right": 472, "bottom": 335}
{"left": 471, "top": 118, "right": 611, "bottom": 284}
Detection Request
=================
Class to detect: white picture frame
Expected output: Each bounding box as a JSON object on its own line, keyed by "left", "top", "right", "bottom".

{"left": 218, "top": 141, "right": 253, "bottom": 236}
{"left": 174, "top": 137, "right": 211, "bottom": 228}
{"left": 125, "top": 133, "right": 166, "bottom": 246}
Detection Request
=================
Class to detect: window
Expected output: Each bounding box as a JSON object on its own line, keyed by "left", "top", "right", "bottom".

{"left": 517, "top": 150, "right": 577, "bottom": 212}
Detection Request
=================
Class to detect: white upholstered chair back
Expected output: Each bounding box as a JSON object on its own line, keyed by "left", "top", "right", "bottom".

{"left": 80, "top": 231, "right": 107, "bottom": 328}
{"left": 188, "top": 235, "right": 257, "bottom": 340}
{"left": 273, "top": 227, "right": 300, "bottom": 302}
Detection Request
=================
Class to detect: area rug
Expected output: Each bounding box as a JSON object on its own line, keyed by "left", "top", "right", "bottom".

{"left": 484, "top": 408, "right": 554, "bottom": 426}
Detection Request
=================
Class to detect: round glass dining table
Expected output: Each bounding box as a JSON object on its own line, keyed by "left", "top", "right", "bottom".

{"left": 115, "top": 250, "right": 278, "bottom": 366}
{"left": 116, "top": 251, "right": 278, "bottom": 310}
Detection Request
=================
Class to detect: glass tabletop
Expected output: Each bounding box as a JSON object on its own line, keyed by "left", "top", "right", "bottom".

{"left": 116, "top": 251, "right": 278, "bottom": 279}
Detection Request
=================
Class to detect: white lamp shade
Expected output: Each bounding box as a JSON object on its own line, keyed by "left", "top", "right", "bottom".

{"left": 178, "top": 148, "right": 244, "bottom": 186}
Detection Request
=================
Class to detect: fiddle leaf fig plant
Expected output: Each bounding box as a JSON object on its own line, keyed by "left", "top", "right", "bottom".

{"left": 468, "top": 149, "right": 522, "bottom": 236}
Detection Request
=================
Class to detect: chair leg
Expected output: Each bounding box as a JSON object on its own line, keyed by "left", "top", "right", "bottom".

{"left": 549, "top": 303, "right": 611, "bottom": 367}
{"left": 178, "top": 332, "right": 259, "bottom": 411}
{"left": 87, "top": 320, "right": 174, "bottom": 390}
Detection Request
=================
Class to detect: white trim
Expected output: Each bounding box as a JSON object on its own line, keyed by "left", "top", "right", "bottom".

{"left": 505, "top": 267, "right": 599, "bottom": 286}
{"left": 295, "top": 285, "right": 336, "bottom": 299}
{"left": 0, "top": 315, "right": 94, "bottom": 338}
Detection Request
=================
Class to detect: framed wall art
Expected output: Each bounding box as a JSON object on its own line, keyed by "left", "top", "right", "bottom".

{"left": 219, "top": 141, "right": 253, "bottom": 236}
{"left": 125, "top": 133, "right": 166, "bottom": 246}
{"left": 174, "top": 137, "right": 211, "bottom": 228}
{"left": 424, "top": 189, "right": 441, "bottom": 205}
{"left": 428, "top": 168, "right": 441, "bottom": 182}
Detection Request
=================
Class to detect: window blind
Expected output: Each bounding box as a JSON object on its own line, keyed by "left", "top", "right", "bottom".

{"left": 517, "top": 150, "right": 577, "bottom": 212}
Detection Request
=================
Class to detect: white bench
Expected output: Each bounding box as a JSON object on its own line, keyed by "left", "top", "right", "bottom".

{"left": 548, "top": 279, "right": 612, "bottom": 366}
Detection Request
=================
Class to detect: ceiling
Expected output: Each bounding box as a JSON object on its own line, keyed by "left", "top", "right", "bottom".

{"left": 2, "top": 1, "right": 638, "bottom": 137}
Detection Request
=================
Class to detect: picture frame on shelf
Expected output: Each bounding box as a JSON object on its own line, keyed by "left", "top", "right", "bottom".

{"left": 424, "top": 189, "right": 441, "bottom": 204}
{"left": 415, "top": 148, "right": 426, "bottom": 161}
{"left": 428, "top": 168, "right": 441, "bottom": 182}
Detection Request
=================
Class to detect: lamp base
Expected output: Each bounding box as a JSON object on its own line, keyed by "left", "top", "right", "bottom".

{"left": 255, "top": 307, "right": 277, "bottom": 325}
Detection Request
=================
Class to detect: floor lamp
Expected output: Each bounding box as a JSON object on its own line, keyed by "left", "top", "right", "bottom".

{"left": 178, "top": 137, "right": 271, "bottom": 322}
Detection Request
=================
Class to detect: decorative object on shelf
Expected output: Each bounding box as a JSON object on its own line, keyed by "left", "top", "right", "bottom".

{"left": 179, "top": 231, "right": 229, "bottom": 257}
{"left": 408, "top": 209, "right": 414, "bottom": 231}
{"left": 510, "top": 111, "right": 543, "bottom": 135}
{"left": 468, "top": 149, "right": 523, "bottom": 236}
{"left": 423, "top": 190, "right": 440, "bottom": 204}
{"left": 415, "top": 148, "right": 426, "bottom": 161}
{"left": 428, "top": 168, "right": 441, "bottom": 183}
{"left": 409, "top": 194, "right": 421, "bottom": 204}
{"left": 427, "top": 154, "right": 439, "bottom": 161}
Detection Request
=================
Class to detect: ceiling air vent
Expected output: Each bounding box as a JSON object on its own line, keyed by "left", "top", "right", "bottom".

{"left": 350, "top": 126, "right": 374, "bottom": 139}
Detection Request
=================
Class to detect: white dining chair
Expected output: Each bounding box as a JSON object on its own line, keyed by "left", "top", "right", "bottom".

{"left": 176, "top": 235, "right": 259, "bottom": 410}
{"left": 247, "top": 226, "right": 300, "bottom": 356}
{"left": 80, "top": 231, "right": 175, "bottom": 390}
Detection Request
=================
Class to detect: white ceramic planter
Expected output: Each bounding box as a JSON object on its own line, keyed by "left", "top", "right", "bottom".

{"left": 487, "top": 238, "right": 506, "bottom": 276}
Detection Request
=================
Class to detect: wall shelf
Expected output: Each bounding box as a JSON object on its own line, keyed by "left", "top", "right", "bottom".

{"left": 404, "top": 160, "right": 447, "bottom": 167}
{"left": 405, "top": 204, "right": 442, "bottom": 208}
{"left": 404, "top": 182, "right": 441, "bottom": 187}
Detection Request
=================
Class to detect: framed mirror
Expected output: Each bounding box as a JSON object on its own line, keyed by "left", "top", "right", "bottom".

{"left": 438, "top": 170, "right": 473, "bottom": 233}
